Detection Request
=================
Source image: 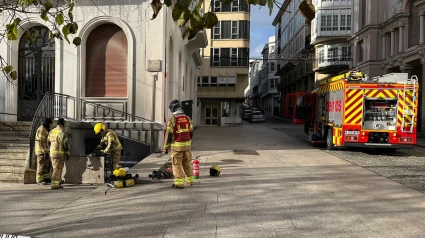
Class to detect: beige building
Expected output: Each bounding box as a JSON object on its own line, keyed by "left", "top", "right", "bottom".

{"left": 197, "top": 0, "right": 250, "bottom": 126}
{"left": 350, "top": 0, "right": 425, "bottom": 133}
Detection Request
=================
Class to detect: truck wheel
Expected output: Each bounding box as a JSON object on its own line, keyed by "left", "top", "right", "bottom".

{"left": 326, "top": 128, "right": 335, "bottom": 150}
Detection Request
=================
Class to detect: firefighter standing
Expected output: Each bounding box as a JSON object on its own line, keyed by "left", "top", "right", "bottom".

{"left": 47, "top": 118, "right": 70, "bottom": 190}
{"left": 162, "top": 99, "right": 194, "bottom": 189}
{"left": 94, "top": 123, "right": 122, "bottom": 170}
{"left": 35, "top": 118, "right": 53, "bottom": 185}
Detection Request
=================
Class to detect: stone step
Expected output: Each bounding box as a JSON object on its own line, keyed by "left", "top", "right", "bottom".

{"left": 0, "top": 158, "right": 27, "bottom": 167}
{"left": 0, "top": 176, "right": 24, "bottom": 183}
{"left": 0, "top": 141, "right": 30, "bottom": 147}
{"left": 0, "top": 153, "right": 28, "bottom": 160}
{"left": 0, "top": 148, "right": 29, "bottom": 153}
{"left": 0, "top": 131, "right": 31, "bottom": 137}
{"left": 0, "top": 166, "right": 25, "bottom": 175}
{"left": 0, "top": 137, "right": 30, "bottom": 142}
{"left": 0, "top": 121, "right": 33, "bottom": 126}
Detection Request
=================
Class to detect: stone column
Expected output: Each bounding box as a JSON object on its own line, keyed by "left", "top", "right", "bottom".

{"left": 420, "top": 12, "right": 425, "bottom": 44}
{"left": 399, "top": 23, "right": 404, "bottom": 53}
{"left": 391, "top": 30, "right": 395, "bottom": 56}
{"left": 382, "top": 33, "right": 386, "bottom": 59}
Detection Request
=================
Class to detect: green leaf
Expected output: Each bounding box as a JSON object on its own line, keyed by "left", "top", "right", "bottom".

{"left": 73, "top": 37, "right": 82, "bottom": 46}
{"left": 164, "top": 0, "right": 172, "bottom": 7}
{"left": 258, "top": 0, "right": 266, "bottom": 6}
{"left": 69, "top": 22, "right": 78, "bottom": 34}
{"left": 2, "top": 65, "right": 13, "bottom": 74}
{"left": 10, "top": 71, "right": 17, "bottom": 80}
{"left": 222, "top": 0, "right": 233, "bottom": 4}
{"left": 62, "top": 25, "right": 70, "bottom": 43}
{"left": 267, "top": 0, "right": 273, "bottom": 15}
{"left": 203, "top": 12, "right": 218, "bottom": 29}
{"left": 44, "top": 1, "right": 53, "bottom": 10}
{"left": 68, "top": 12, "right": 74, "bottom": 22}
{"left": 176, "top": 9, "right": 192, "bottom": 27}
{"left": 56, "top": 14, "right": 64, "bottom": 25}
{"left": 188, "top": 28, "right": 199, "bottom": 40}
{"left": 40, "top": 12, "right": 48, "bottom": 21}
{"left": 6, "top": 23, "right": 18, "bottom": 40}
{"left": 248, "top": 0, "right": 258, "bottom": 4}
{"left": 178, "top": 0, "right": 192, "bottom": 8}
{"left": 172, "top": 4, "right": 184, "bottom": 21}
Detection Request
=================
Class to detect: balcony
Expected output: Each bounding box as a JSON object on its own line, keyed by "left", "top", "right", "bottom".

{"left": 313, "top": 58, "right": 351, "bottom": 74}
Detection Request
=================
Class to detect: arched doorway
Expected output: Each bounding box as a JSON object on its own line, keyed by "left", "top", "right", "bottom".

{"left": 18, "top": 26, "right": 55, "bottom": 121}
{"left": 85, "top": 24, "right": 128, "bottom": 97}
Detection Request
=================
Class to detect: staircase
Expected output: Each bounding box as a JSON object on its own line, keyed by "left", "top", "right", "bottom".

{"left": 0, "top": 122, "right": 31, "bottom": 183}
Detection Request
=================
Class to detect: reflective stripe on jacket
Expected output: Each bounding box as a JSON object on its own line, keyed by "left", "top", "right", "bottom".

{"left": 35, "top": 125, "right": 49, "bottom": 155}
{"left": 164, "top": 114, "right": 193, "bottom": 152}
{"left": 48, "top": 125, "right": 70, "bottom": 158}
{"left": 101, "top": 129, "right": 122, "bottom": 153}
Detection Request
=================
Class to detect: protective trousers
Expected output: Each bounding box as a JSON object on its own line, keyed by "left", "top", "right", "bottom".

{"left": 36, "top": 154, "right": 51, "bottom": 182}
{"left": 112, "top": 150, "right": 121, "bottom": 170}
{"left": 171, "top": 150, "right": 194, "bottom": 187}
{"left": 51, "top": 157, "right": 65, "bottom": 189}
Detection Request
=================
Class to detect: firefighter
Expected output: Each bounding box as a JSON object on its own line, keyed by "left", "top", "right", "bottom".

{"left": 47, "top": 118, "right": 70, "bottom": 190}
{"left": 162, "top": 99, "right": 194, "bottom": 189}
{"left": 35, "top": 118, "right": 53, "bottom": 185}
{"left": 94, "top": 123, "right": 122, "bottom": 170}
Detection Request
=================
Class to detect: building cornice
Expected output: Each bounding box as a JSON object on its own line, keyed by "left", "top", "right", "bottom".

{"left": 381, "top": 13, "right": 410, "bottom": 33}
{"left": 348, "top": 25, "right": 381, "bottom": 42}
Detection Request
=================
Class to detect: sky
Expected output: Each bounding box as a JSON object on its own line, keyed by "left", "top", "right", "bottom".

{"left": 249, "top": 4, "right": 279, "bottom": 60}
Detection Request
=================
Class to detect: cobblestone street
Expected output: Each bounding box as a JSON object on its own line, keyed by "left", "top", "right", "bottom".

{"left": 269, "top": 118, "right": 425, "bottom": 194}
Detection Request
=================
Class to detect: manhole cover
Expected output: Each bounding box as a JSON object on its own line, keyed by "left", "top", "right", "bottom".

{"left": 221, "top": 159, "right": 244, "bottom": 163}
{"left": 233, "top": 150, "right": 259, "bottom": 155}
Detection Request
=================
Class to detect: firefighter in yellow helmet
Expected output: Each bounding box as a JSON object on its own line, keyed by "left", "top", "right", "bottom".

{"left": 162, "top": 99, "right": 194, "bottom": 189}
{"left": 35, "top": 118, "right": 53, "bottom": 185}
{"left": 94, "top": 123, "right": 122, "bottom": 170}
{"left": 47, "top": 118, "right": 70, "bottom": 190}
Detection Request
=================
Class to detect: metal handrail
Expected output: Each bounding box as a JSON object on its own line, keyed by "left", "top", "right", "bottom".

{"left": 29, "top": 92, "right": 164, "bottom": 168}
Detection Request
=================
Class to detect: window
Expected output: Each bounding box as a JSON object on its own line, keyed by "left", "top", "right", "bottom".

{"left": 213, "top": 48, "right": 220, "bottom": 66}
{"left": 270, "top": 78, "right": 278, "bottom": 88}
{"left": 319, "top": 48, "right": 325, "bottom": 63}
{"left": 211, "top": 48, "right": 249, "bottom": 66}
{"left": 221, "top": 48, "right": 231, "bottom": 66}
{"left": 347, "top": 15, "right": 351, "bottom": 30}
{"left": 197, "top": 76, "right": 200, "bottom": 86}
{"left": 320, "top": 15, "right": 327, "bottom": 31}
{"left": 326, "top": 15, "right": 332, "bottom": 31}
{"left": 270, "top": 62, "right": 275, "bottom": 71}
{"left": 232, "top": 21, "right": 238, "bottom": 39}
{"left": 221, "top": 21, "right": 231, "bottom": 39}
{"left": 333, "top": 15, "right": 338, "bottom": 31}
{"left": 202, "top": 76, "right": 209, "bottom": 85}
{"left": 340, "top": 15, "right": 346, "bottom": 30}
{"left": 408, "top": 1, "right": 420, "bottom": 47}
{"left": 210, "top": 77, "right": 218, "bottom": 86}
{"left": 328, "top": 47, "right": 338, "bottom": 61}
{"left": 212, "top": 21, "right": 249, "bottom": 39}
{"left": 231, "top": 48, "right": 238, "bottom": 66}
{"left": 214, "top": 0, "right": 249, "bottom": 12}
{"left": 342, "top": 46, "right": 351, "bottom": 60}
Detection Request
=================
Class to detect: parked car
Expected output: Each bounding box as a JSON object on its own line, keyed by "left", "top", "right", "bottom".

{"left": 249, "top": 111, "right": 265, "bottom": 123}
{"left": 242, "top": 110, "right": 252, "bottom": 120}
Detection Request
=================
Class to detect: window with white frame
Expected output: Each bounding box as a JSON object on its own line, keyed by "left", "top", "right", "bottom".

{"left": 210, "top": 48, "right": 249, "bottom": 67}
{"left": 270, "top": 78, "right": 278, "bottom": 88}
{"left": 213, "top": 0, "right": 249, "bottom": 12}
{"left": 328, "top": 47, "right": 338, "bottom": 61}
{"left": 333, "top": 14, "right": 338, "bottom": 31}
{"left": 212, "top": 21, "right": 250, "bottom": 39}
{"left": 270, "top": 62, "right": 275, "bottom": 72}
{"left": 342, "top": 46, "right": 351, "bottom": 60}
{"left": 319, "top": 48, "right": 325, "bottom": 63}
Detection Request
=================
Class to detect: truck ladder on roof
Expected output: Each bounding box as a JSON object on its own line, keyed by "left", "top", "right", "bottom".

{"left": 401, "top": 75, "right": 418, "bottom": 133}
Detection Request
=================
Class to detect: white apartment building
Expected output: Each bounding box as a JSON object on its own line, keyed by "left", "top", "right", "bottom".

{"left": 259, "top": 36, "right": 280, "bottom": 117}
{"left": 311, "top": 0, "right": 353, "bottom": 81}
{"left": 247, "top": 59, "right": 262, "bottom": 107}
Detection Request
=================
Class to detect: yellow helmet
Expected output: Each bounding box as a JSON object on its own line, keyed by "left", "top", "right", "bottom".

{"left": 94, "top": 123, "right": 106, "bottom": 134}
{"left": 113, "top": 168, "right": 126, "bottom": 177}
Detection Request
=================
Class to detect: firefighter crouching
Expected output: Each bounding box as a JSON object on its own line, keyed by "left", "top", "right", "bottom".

{"left": 35, "top": 118, "right": 53, "bottom": 185}
{"left": 94, "top": 123, "right": 122, "bottom": 170}
{"left": 162, "top": 99, "right": 194, "bottom": 189}
{"left": 47, "top": 118, "right": 70, "bottom": 190}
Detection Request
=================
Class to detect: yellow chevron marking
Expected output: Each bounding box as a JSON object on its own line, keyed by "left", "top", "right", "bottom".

{"left": 345, "top": 106, "right": 362, "bottom": 123}
{"left": 345, "top": 99, "right": 362, "bottom": 116}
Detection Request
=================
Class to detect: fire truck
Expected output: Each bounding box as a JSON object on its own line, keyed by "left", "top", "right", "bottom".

{"left": 304, "top": 71, "right": 419, "bottom": 150}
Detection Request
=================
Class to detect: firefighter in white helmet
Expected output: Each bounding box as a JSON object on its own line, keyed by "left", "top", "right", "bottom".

{"left": 94, "top": 123, "right": 122, "bottom": 170}
{"left": 162, "top": 99, "right": 194, "bottom": 189}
